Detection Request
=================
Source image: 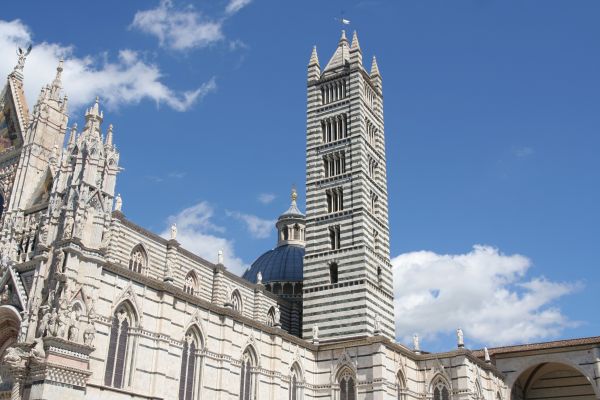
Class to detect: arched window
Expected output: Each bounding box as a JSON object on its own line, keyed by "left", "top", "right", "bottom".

{"left": 104, "top": 303, "right": 137, "bottom": 388}
{"left": 338, "top": 370, "right": 356, "bottom": 400}
{"left": 179, "top": 327, "right": 203, "bottom": 400}
{"left": 293, "top": 224, "right": 300, "bottom": 240}
{"left": 289, "top": 363, "right": 303, "bottom": 400}
{"left": 329, "top": 263, "right": 338, "bottom": 284}
{"left": 433, "top": 380, "right": 450, "bottom": 400}
{"left": 184, "top": 271, "right": 198, "bottom": 296}
{"left": 129, "top": 245, "right": 147, "bottom": 274}
{"left": 397, "top": 371, "right": 406, "bottom": 400}
{"left": 231, "top": 290, "right": 243, "bottom": 313}
{"left": 239, "top": 348, "right": 257, "bottom": 400}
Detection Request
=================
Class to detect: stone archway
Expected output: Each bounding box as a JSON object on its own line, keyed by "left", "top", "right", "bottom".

{"left": 0, "top": 305, "right": 21, "bottom": 397}
{"left": 511, "top": 362, "right": 597, "bottom": 400}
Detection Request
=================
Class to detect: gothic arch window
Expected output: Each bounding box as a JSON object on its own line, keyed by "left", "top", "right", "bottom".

{"left": 104, "top": 302, "right": 138, "bottom": 389}
{"left": 289, "top": 362, "right": 303, "bottom": 400}
{"left": 129, "top": 245, "right": 147, "bottom": 274}
{"left": 184, "top": 271, "right": 198, "bottom": 296}
{"left": 338, "top": 369, "right": 356, "bottom": 400}
{"left": 266, "top": 306, "right": 276, "bottom": 327}
{"left": 329, "top": 263, "right": 338, "bottom": 284}
{"left": 397, "top": 371, "right": 406, "bottom": 400}
{"left": 432, "top": 380, "right": 450, "bottom": 400}
{"left": 231, "top": 290, "right": 243, "bottom": 313}
{"left": 179, "top": 327, "right": 203, "bottom": 400}
{"left": 239, "top": 347, "right": 257, "bottom": 400}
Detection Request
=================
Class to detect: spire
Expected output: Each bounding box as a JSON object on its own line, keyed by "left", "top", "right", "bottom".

{"left": 68, "top": 123, "right": 77, "bottom": 147}
{"left": 85, "top": 96, "right": 104, "bottom": 124}
{"left": 350, "top": 31, "right": 361, "bottom": 51}
{"left": 105, "top": 124, "right": 113, "bottom": 147}
{"left": 370, "top": 56, "right": 380, "bottom": 77}
{"left": 339, "top": 29, "right": 348, "bottom": 45}
{"left": 323, "top": 30, "right": 351, "bottom": 72}
{"left": 309, "top": 46, "right": 319, "bottom": 66}
{"left": 52, "top": 60, "right": 63, "bottom": 89}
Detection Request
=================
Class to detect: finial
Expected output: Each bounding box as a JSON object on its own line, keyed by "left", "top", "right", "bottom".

{"left": 105, "top": 124, "right": 113, "bottom": 146}
{"left": 217, "top": 250, "right": 224, "bottom": 265}
{"left": 309, "top": 45, "right": 320, "bottom": 66}
{"left": 340, "top": 30, "right": 347, "bottom": 43}
{"left": 68, "top": 123, "right": 77, "bottom": 146}
{"left": 370, "top": 56, "right": 380, "bottom": 77}
{"left": 256, "top": 271, "right": 262, "bottom": 285}
{"left": 484, "top": 347, "right": 491, "bottom": 363}
{"left": 170, "top": 223, "right": 177, "bottom": 240}
{"left": 351, "top": 31, "right": 360, "bottom": 51}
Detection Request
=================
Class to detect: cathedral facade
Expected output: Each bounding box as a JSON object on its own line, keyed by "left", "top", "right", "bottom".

{"left": 0, "top": 32, "right": 598, "bottom": 400}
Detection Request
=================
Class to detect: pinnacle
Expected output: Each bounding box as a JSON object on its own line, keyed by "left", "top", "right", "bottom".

{"left": 339, "top": 30, "right": 348, "bottom": 44}
{"left": 351, "top": 31, "right": 360, "bottom": 51}
{"left": 370, "top": 56, "right": 380, "bottom": 76}
{"left": 309, "top": 46, "right": 320, "bottom": 66}
{"left": 105, "top": 124, "right": 114, "bottom": 146}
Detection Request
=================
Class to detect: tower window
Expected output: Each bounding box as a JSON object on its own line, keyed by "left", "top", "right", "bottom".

{"left": 322, "top": 114, "right": 348, "bottom": 143}
{"left": 366, "top": 118, "right": 377, "bottom": 146}
{"left": 324, "top": 151, "right": 346, "bottom": 177}
{"left": 329, "top": 263, "right": 338, "bottom": 284}
{"left": 370, "top": 191, "right": 379, "bottom": 217}
{"left": 321, "top": 79, "right": 347, "bottom": 104}
{"left": 368, "top": 157, "right": 377, "bottom": 179}
{"left": 326, "top": 188, "right": 343, "bottom": 213}
{"left": 329, "top": 225, "right": 341, "bottom": 250}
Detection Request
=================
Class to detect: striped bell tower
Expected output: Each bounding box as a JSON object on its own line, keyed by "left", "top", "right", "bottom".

{"left": 302, "top": 31, "right": 395, "bottom": 341}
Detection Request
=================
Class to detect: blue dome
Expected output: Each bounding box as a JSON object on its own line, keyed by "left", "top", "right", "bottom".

{"left": 243, "top": 245, "right": 304, "bottom": 283}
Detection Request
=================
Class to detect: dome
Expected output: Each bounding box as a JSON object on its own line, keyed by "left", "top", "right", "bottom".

{"left": 243, "top": 244, "right": 304, "bottom": 284}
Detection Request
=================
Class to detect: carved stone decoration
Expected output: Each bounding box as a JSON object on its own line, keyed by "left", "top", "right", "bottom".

{"left": 30, "top": 337, "right": 46, "bottom": 362}
{"left": 3, "top": 345, "right": 29, "bottom": 369}
{"left": 312, "top": 324, "right": 319, "bottom": 344}
{"left": 83, "top": 323, "right": 96, "bottom": 346}
{"left": 62, "top": 216, "right": 74, "bottom": 239}
{"left": 0, "top": 284, "right": 11, "bottom": 304}
{"left": 274, "top": 305, "right": 281, "bottom": 327}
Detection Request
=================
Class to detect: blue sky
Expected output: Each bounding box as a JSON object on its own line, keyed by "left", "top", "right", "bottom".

{"left": 2, "top": 0, "right": 598, "bottom": 352}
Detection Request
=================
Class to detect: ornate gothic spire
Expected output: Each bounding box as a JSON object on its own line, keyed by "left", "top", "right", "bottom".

{"left": 105, "top": 124, "right": 114, "bottom": 147}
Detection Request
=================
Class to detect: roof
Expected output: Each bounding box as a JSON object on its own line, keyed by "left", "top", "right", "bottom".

{"left": 243, "top": 244, "right": 304, "bottom": 283}
{"left": 323, "top": 31, "right": 350, "bottom": 72}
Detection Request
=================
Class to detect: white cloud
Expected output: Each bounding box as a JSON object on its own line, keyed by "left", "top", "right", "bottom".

{"left": 225, "top": 0, "right": 252, "bottom": 14}
{"left": 131, "top": 0, "right": 223, "bottom": 51}
{"left": 162, "top": 202, "right": 248, "bottom": 275}
{"left": 392, "top": 245, "right": 580, "bottom": 347}
{"left": 513, "top": 146, "right": 534, "bottom": 158}
{"left": 0, "top": 19, "right": 215, "bottom": 112}
{"left": 226, "top": 211, "right": 274, "bottom": 239}
{"left": 257, "top": 193, "right": 276, "bottom": 205}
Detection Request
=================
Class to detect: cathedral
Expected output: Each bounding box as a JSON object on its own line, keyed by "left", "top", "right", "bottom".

{"left": 0, "top": 31, "right": 598, "bottom": 400}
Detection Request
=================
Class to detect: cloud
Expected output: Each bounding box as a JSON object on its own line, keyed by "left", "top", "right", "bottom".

{"left": 131, "top": 0, "right": 223, "bottom": 51}
{"left": 513, "top": 146, "right": 534, "bottom": 158}
{"left": 162, "top": 202, "right": 248, "bottom": 275}
{"left": 225, "top": 0, "right": 252, "bottom": 14}
{"left": 257, "top": 193, "right": 276, "bottom": 205}
{"left": 392, "top": 245, "right": 580, "bottom": 347}
{"left": 0, "top": 19, "right": 216, "bottom": 112}
{"left": 226, "top": 211, "right": 274, "bottom": 239}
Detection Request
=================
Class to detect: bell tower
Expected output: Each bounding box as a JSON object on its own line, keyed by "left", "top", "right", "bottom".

{"left": 302, "top": 31, "right": 395, "bottom": 341}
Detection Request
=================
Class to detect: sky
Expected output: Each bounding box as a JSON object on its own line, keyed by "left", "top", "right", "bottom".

{"left": 1, "top": 0, "right": 598, "bottom": 352}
